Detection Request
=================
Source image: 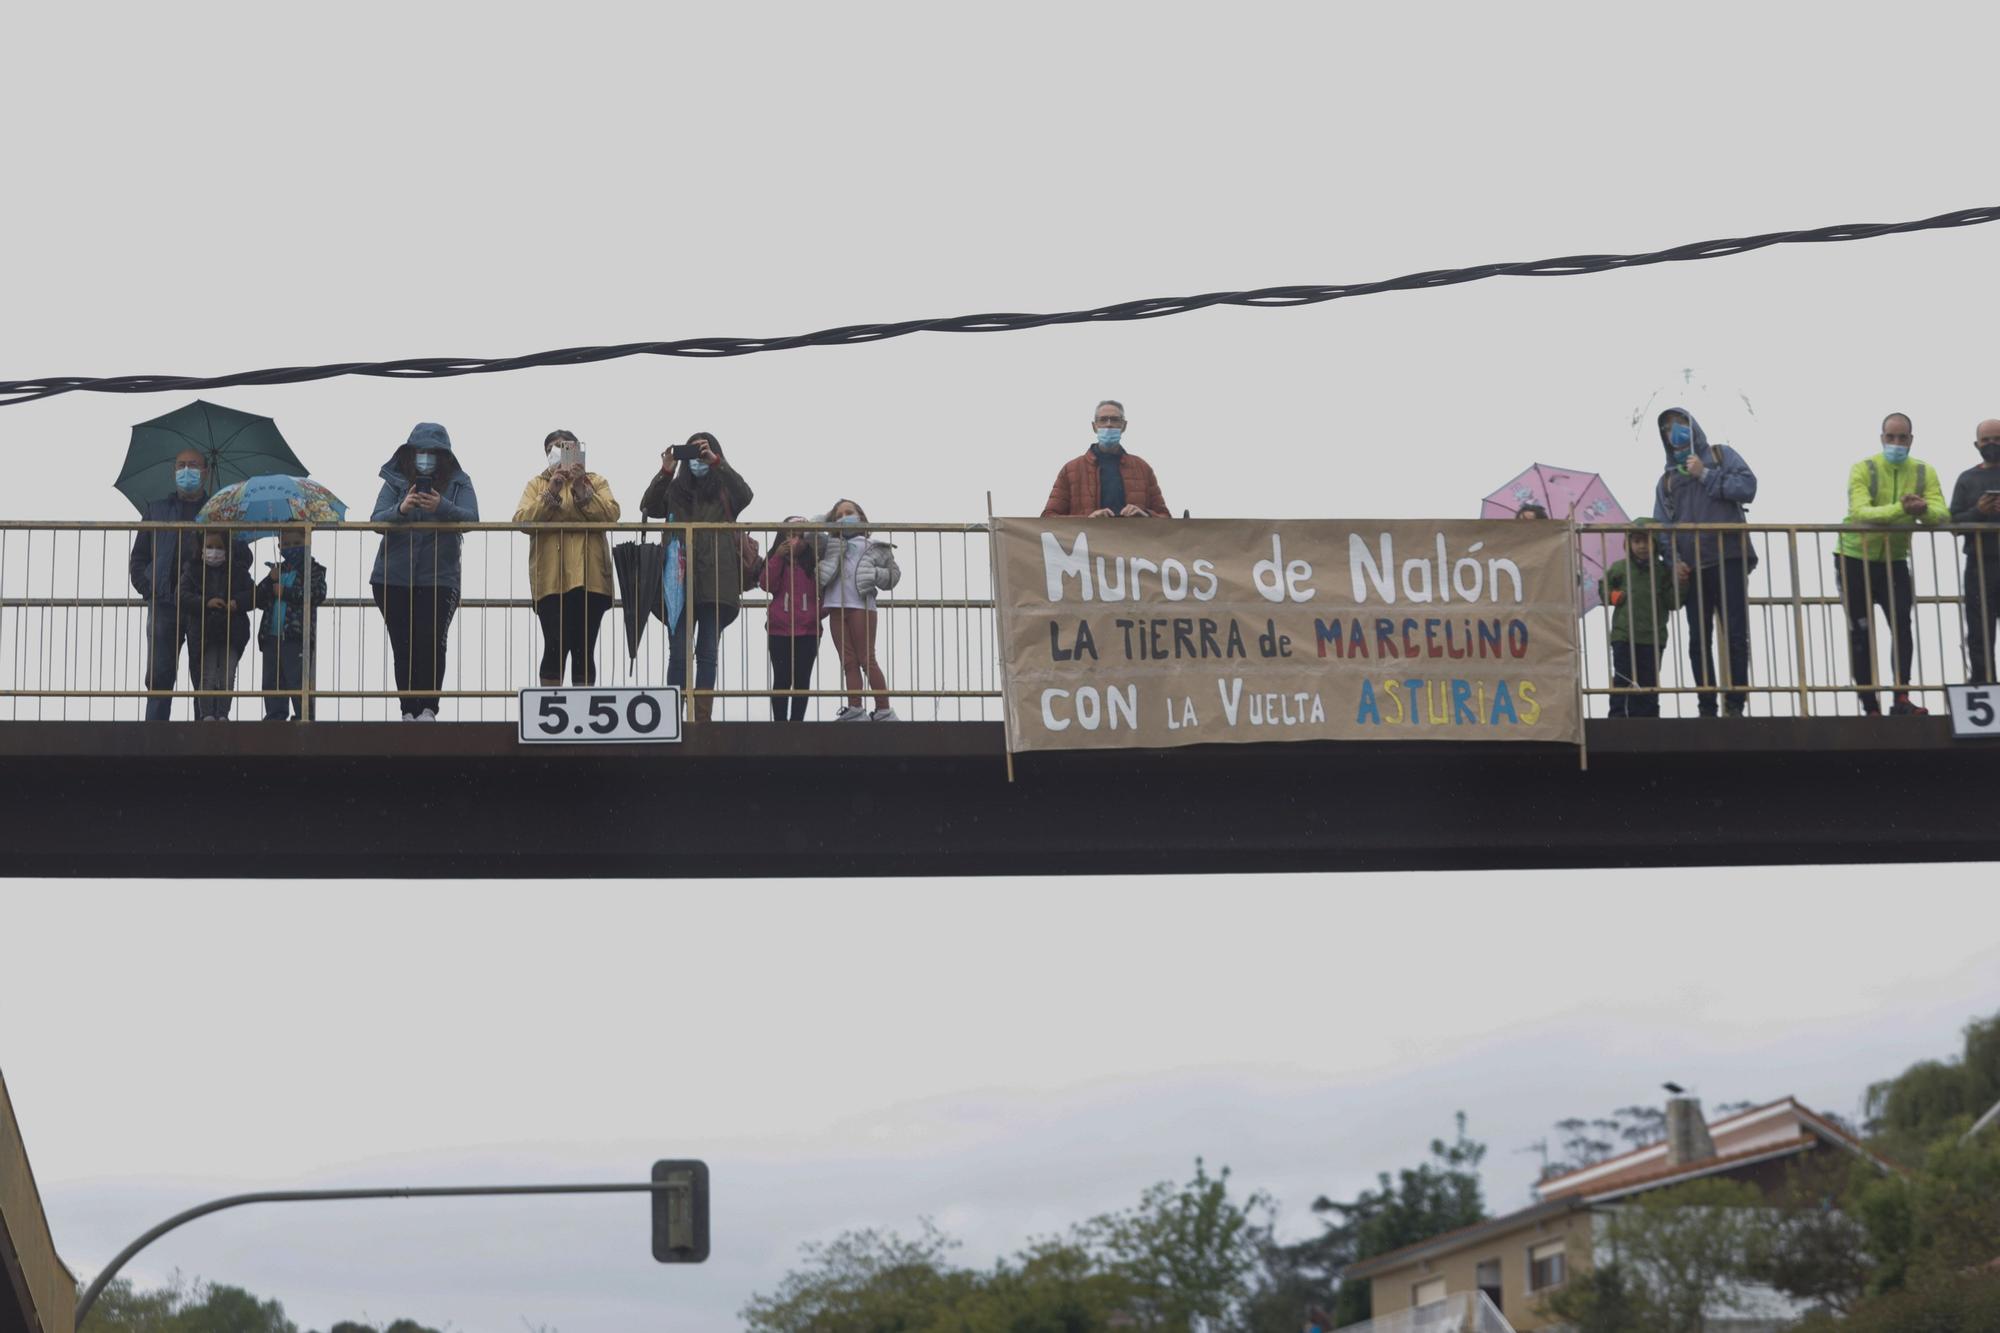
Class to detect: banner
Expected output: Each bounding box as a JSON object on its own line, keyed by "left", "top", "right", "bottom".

{"left": 994, "top": 518, "right": 1583, "bottom": 753}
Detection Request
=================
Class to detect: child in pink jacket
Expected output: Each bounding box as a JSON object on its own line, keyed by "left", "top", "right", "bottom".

{"left": 760, "top": 517, "right": 822, "bottom": 721}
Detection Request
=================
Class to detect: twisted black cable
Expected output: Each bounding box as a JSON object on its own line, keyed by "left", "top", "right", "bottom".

{"left": 4, "top": 205, "right": 1994, "bottom": 407}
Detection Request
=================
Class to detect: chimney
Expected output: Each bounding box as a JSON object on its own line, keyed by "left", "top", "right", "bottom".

{"left": 1665, "top": 1096, "right": 1717, "bottom": 1166}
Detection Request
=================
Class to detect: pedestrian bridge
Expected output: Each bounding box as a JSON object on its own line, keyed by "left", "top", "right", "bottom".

{"left": 1, "top": 518, "right": 1995, "bottom": 875}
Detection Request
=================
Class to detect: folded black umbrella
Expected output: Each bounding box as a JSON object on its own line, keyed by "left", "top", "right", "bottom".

{"left": 612, "top": 535, "right": 669, "bottom": 658}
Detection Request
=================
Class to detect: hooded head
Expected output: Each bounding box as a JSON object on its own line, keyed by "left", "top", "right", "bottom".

{"left": 1657, "top": 407, "right": 1711, "bottom": 473}
{"left": 385, "top": 421, "right": 461, "bottom": 485}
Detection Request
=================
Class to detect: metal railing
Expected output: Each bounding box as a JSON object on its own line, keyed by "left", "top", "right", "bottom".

{"left": 1575, "top": 523, "right": 2000, "bottom": 717}
{"left": 3, "top": 520, "right": 1996, "bottom": 723}
{"left": 1334, "top": 1291, "right": 1516, "bottom": 1333}
{"left": 0, "top": 521, "right": 999, "bottom": 722}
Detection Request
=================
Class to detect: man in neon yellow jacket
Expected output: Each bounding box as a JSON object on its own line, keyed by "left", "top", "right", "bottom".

{"left": 1838, "top": 412, "right": 1949, "bottom": 714}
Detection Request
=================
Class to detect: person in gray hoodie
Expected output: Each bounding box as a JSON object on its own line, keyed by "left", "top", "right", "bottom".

{"left": 368, "top": 422, "right": 479, "bottom": 719}
{"left": 1652, "top": 407, "right": 1758, "bottom": 717}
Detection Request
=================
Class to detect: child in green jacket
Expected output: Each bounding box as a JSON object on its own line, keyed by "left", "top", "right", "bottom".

{"left": 1600, "top": 521, "right": 1685, "bottom": 717}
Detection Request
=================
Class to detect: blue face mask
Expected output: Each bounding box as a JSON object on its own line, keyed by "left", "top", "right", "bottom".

{"left": 687, "top": 459, "right": 710, "bottom": 477}
{"left": 1882, "top": 444, "right": 1911, "bottom": 466}
{"left": 836, "top": 514, "right": 861, "bottom": 526}
{"left": 413, "top": 452, "right": 438, "bottom": 476}
{"left": 1095, "top": 427, "right": 1123, "bottom": 449}
{"left": 280, "top": 545, "right": 306, "bottom": 562}
{"left": 1666, "top": 423, "right": 1693, "bottom": 450}
{"left": 175, "top": 467, "right": 202, "bottom": 493}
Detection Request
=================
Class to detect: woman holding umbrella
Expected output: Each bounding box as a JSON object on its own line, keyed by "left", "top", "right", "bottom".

{"left": 368, "top": 423, "right": 480, "bottom": 720}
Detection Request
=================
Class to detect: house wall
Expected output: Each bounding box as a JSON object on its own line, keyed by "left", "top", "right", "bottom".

{"left": 1, "top": 1072, "right": 74, "bottom": 1333}
{"left": 1364, "top": 1210, "right": 1594, "bottom": 1332}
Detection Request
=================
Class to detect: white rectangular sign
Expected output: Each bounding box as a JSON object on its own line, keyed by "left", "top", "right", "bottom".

{"left": 517, "top": 687, "right": 682, "bottom": 744}
{"left": 1947, "top": 684, "right": 2000, "bottom": 738}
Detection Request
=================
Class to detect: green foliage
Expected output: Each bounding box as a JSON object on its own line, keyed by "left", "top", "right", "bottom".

{"left": 1791, "top": 1269, "right": 2000, "bottom": 1333}
{"left": 78, "top": 1275, "right": 443, "bottom": 1333}
{"left": 1753, "top": 1154, "right": 1872, "bottom": 1315}
{"left": 741, "top": 1160, "right": 1273, "bottom": 1333}
{"left": 1298, "top": 1113, "right": 1487, "bottom": 1327}
{"left": 1864, "top": 1009, "right": 2000, "bottom": 1159}
{"left": 1540, "top": 1261, "right": 1650, "bottom": 1333}
{"left": 1577, "top": 1178, "right": 1769, "bottom": 1333}
{"left": 1852, "top": 1130, "right": 2000, "bottom": 1295}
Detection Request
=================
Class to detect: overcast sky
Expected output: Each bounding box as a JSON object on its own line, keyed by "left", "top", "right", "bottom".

{"left": 5, "top": 2, "right": 2000, "bottom": 1330}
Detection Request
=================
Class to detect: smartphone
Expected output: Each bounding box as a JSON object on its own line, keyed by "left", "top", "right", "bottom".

{"left": 412, "top": 477, "right": 438, "bottom": 495}
{"left": 556, "top": 443, "right": 583, "bottom": 471}
{"left": 670, "top": 443, "right": 703, "bottom": 462}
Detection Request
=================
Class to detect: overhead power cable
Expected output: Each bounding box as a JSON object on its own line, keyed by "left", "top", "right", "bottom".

{"left": 3, "top": 204, "right": 1994, "bottom": 408}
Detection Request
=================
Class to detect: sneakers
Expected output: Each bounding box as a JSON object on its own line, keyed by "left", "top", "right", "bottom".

{"left": 834, "top": 705, "right": 870, "bottom": 722}
{"left": 404, "top": 709, "right": 438, "bottom": 722}
{"left": 1889, "top": 695, "right": 1929, "bottom": 716}
{"left": 870, "top": 708, "right": 900, "bottom": 722}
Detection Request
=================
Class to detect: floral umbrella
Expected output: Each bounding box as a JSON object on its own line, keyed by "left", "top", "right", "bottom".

{"left": 1480, "top": 463, "right": 1629, "bottom": 614}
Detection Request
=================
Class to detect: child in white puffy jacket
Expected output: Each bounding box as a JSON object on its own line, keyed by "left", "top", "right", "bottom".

{"left": 816, "top": 499, "right": 900, "bottom": 721}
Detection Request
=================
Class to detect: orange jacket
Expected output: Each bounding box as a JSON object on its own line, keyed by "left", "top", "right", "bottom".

{"left": 1041, "top": 450, "right": 1171, "bottom": 518}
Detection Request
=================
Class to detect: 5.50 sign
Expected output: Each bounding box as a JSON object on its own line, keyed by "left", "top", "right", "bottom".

{"left": 517, "top": 687, "right": 682, "bottom": 744}
{"left": 1948, "top": 684, "right": 2000, "bottom": 739}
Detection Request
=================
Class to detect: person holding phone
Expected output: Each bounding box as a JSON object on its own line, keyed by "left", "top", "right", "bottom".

{"left": 639, "top": 431, "right": 755, "bottom": 723}
{"left": 1950, "top": 417, "right": 2000, "bottom": 684}
{"left": 368, "top": 422, "right": 480, "bottom": 720}
{"left": 515, "top": 429, "right": 621, "bottom": 688}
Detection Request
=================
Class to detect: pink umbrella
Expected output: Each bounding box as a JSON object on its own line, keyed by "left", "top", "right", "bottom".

{"left": 1481, "top": 463, "right": 1629, "bottom": 613}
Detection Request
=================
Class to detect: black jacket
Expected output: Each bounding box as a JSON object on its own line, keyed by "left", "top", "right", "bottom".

{"left": 177, "top": 546, "right": 256, "bottom": 654}
{"left": 129, "top": 493, "right": 210, "bottom": 605}
{"left": 253, "top": 550, "right": 329, "bottom": 642}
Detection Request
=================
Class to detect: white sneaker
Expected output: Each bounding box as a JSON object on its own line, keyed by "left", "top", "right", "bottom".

{"left": 834, "top": 705, "right": 869, "bottom": 722}
{"left": 870, "top": 708, "right": 900, "bottom": 722}
{"left": 416, "top": 709, "right": 438, "bottom": 721}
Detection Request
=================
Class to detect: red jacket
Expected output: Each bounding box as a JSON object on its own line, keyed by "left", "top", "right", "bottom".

{"left": 1041, "top": 450, "right": 1171, "bottom": 518}
{"left": 759, "top": 546, "right": 821, "bottom": 636}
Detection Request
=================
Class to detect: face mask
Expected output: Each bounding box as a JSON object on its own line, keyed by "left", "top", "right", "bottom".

{"left": 203, "top": 547, "right": 226, "bottom": 566}
{"left": 280, "top": 545, "right": 306, "bottom": 562}
{"left": 688, "top": 460, "right": 710, "bottom": 477}
{"left": 837, "top": 514, "right": 861, "bottom": 526}
{"left": 175, "top": 467, "right": 202, "bottom": 493}
{"left": 413, "top": 452, "right": 438, "bottom": 476}
{"left": 1980, "top": 442, "right": 2000, "bottom": 464}
{"left": 1665, "top": 423, "right": 1693, "bottom": 450}
{"left": 1882, "top": 445, "right": 1910, "bottom": 466}
{"left": 1095, "top": 427, "right": 1123, "bottom": 448}
{"left": 546, "top": 447, "right": 564, "bottom": 469}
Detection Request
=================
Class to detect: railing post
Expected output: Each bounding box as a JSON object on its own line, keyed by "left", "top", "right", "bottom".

{"left": 300, "top": 521, "right": 314, "bottom": 722}
{"left": 1786, "top": 528, "right": 1811, "bottom": 717}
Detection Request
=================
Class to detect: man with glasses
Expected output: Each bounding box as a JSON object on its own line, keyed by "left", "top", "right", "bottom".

{"left": 1042, "top": 399, "right": 1172, "bottom": 519}
{"left": 1838, "top": 412, "right": 1947, "bottom": 714}
{"left": 1948, "top": 418, "right": 2000, "bottom": 684}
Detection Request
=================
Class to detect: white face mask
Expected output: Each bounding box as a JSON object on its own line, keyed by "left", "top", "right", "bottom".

{"left": 546, "top": 446, "right": 564, "bottom": 469}
{"left": 203, "top": 547, "right": 227, "bottom": 566}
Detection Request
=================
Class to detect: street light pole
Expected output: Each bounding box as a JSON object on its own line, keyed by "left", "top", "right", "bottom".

{"left": 75, "top": 1179, "right": 697, "bottom": 1329}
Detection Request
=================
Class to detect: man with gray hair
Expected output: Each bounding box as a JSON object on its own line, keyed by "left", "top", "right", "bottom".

{"left": 1042, "top": 399, "right": 1171, "bottom": 519}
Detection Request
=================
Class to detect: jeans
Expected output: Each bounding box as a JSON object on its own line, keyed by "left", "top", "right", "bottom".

{"left": 261, "top": 637, "right": 311, "bottom": 720}
{"left": 535, "top": 587, "right": 613, "bottom": 685}
{"left": 767, "top": 633, "right": 820, "bottom": 721}
{"left": 1838, "top": 556, "right": 1914, "bottom": 711}
{"left": 372, "top": 583, "right": 459, "bottom": 717}
{"left": 144, "top": 605, "right": 198, "bottom": 721}
{"left": 668, "top": 602, "right": 739, "bottom": 694}
{"left": 1608, "top": 640, "right": 1661, "bottom": 718}
{"left": 1966, "top": 561, "right": 2000, "bottom": 686}
{"left": 194, "top": 630, "right": 246, "bottom": 721}
{"left": 1684, "top": 558, "right": 1751, "bottom": 715}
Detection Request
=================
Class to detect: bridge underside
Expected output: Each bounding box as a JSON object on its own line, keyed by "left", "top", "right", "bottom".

{"left": 0, "top": 719, "right": 1991, "bottom": 876}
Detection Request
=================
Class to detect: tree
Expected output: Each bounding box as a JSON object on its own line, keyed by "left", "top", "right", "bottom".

{"left": 1754, "top": 1156, "right": 1872, "bottom": 1317}
{"left": 1850, "top": 1129, "right": 2000, "bottom": 1295}
{"left": 78, "top": 1275, "right": 445, "bottom": 1333}
{"left": 739, "top": 1221, "right": 980, "bottom": 1333}
{"left": 1791, "top": 1269, "right": 2000, "bottom": 1333}
{"left": 1865, "top": 1008, "right": 2000, "bottom": 1160}
{"left": 1573, "top": 1178, "right": 1770, "bottom": 1333}
{"left": 1076, "top": 1158, "right": 1271, "bottom": 1332}
{"left": 1539, "top": 1261, "right": 1650, "bottom": 1333}
{"left": 1297, "top": 1113, "right": 1487, "bottom": 1327}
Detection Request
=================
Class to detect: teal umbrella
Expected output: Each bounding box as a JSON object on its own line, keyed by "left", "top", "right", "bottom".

{"left": 115, "top": 399, "right": 311, "bottom": 516}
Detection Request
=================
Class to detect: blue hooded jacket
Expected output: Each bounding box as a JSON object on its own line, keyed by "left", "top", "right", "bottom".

{"left": 368, "top": 422, "right": 479, "bottom": 590}
{"left": 1651, "top": 406, "right": 1757, "bottom": 568}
